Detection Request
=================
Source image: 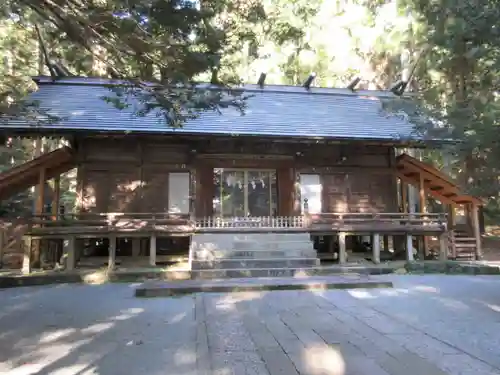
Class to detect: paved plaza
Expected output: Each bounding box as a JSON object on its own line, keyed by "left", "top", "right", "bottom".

{"left": 1, "top": 275, "right": 500, "bottom": 375}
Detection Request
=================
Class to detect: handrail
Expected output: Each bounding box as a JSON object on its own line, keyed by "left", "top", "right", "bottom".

{"left": 5, "top": 212, "right": 447, "bottom": 237}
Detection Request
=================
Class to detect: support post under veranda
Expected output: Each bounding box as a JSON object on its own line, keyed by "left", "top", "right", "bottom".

{"left": 471, "top": 203, "right": 482, "bottom": 260}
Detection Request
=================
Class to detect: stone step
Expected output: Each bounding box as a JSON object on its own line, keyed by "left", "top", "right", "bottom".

{"left": 194, "top": 249, "right": 317, "bottom": 260}
{"left": 232, "top": 240, "right": 312, "bottom": 251}
{"left": 191, "top": 258, "right": 320, "bottom": 270}
{"left": 191, "top": 266, "right": 358, "bottom": 279}
{"left": 135, "top": 276, "right": 394, "bottom": 297}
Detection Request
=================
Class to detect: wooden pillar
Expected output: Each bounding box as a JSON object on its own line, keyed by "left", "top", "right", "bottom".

{"left": 22, "top": 235, "right": 32, "bottom": 274}
{"left": 383, "top": 235, "right": 389, "bottom": 252}
{"left": 418, "top": 173, "right": 428, "bottom": 257}
{"left": 32, "top": 168, "right": 46, "bottom": 267}
{"left": 63, "top": 236, "right": 76, "bottom": 270}
{"left": 195, "top": 166, "right": 214, "bottom": 217}
{"left": 0, "top": 228, "right": 4, "bottom": 268}
{"left": 132, "top": 238, "right": 141, "bottom": 257}
{"left": 51, "top": 175, "right": 61, "bottom": 220}
{"left": 471, "top": 203, "right": 482, "bottom": 260}
{"left": 438, "top": 233, "right": 448, "bottom": 261}
{"left": 372, "top": 233, "right": 380, "bottom": 264}
{"left": 447, "top": 204, "right": 456, "bottom": 259}
{"left": 338, "top": 232, "right": 347, "bottom": 264}
{"left": 406, "top": 233, "right": 414, "bottom": 261}
{"left": 35, "top": 168, "right": 46, "bottom": 215}
{"left": 401, "top": 180, "right": 408, "bottom": 213}
{"left": 398, "top": 179, "right": 411, "bottom": 257}
{"left": 277, "top": 167, "right": 294, "bottom": 216}
{"left": 447, "top": 204, "right": 456, "bottom": 228}
{"left": 149, "top": 234, "right": 157, "bottom": 266}
{"left": 108, "top": 234, "right": 116, "bottom": 270}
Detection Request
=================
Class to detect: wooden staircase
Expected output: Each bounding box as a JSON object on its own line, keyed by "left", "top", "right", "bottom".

{"left": 396, "top": 154, "right": 481, "bottom": 206}
{"left": 448, "top": 230, "right": 478, "bottom": 260}
{"left": 396, "top": 153, "right": 483, "bottom": 261}
{"left": 0, "top": 146, "right": 75, "bottom": 201}
{"left": 0, "top": 146, "right": 76, "bottom": 269}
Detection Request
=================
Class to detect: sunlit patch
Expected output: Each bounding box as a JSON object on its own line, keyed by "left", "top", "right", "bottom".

{"left": 482, "top": 302, "right": 500, "bottom": 313}
{"left": 5, "top": 363, "right": 44, "bottom": 375}
{"left": 413, "top": 285, "right": 439, "bottom": 293}
{"left": 302, "top": 345, "right": 346, "bottom": 375}
{"left": 347, "top": 290, "right": 376, "bottom": 299}
{"left": 81, "top": 322, "right": 114, "bottom": 335}
{"left": 46, "top": 364, "right": 89, "bottom": 375}
{"left": 111, "top": 307, "right": 144, "bottom": 321}
{"left": 173, "top": 348, "right": 196, "bottom": 365}
{"left": 214, "top": 303, "right": 236, "bottom": 311}
{"left": 393, "top": 288, "right": 410, "bottom": 294}
{"left": 38, "top": 328, "right": 76, "bottom": 344}
{"left": 169, "top": 313, "right": 187, "bottom": 324}
{"left": 378, "top": 289, "right": 401, "bottom": 296}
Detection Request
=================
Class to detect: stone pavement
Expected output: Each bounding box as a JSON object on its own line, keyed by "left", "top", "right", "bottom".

{"left": 1, "top": 275, "right": 500, "bottom": 375}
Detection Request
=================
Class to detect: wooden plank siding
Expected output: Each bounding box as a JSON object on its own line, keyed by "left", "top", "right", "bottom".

{"left": 76, "top": 136, "right": 399, "bottom": 215}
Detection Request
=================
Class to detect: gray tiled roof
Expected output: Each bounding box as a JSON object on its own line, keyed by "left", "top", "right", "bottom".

{"left": 4, "top": 76, "right": 419, "bottom": 141}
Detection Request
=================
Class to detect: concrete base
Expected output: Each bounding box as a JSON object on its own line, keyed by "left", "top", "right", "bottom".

{"left": 135, "top": 275, "right": 393, "bottom": 297}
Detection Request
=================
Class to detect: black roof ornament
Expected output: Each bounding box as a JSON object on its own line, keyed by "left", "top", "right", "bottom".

{"left": 257, "top": 72, "right": 266, "bottom": 88}
{"left": 303, "top": 73, "right": 316, "bottom": 90}
{"left": 347, "top": 77, "right": 361, "bottom": 91}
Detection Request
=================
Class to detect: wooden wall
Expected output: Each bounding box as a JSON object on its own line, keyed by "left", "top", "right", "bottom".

{"left": 77, "top": 137, "right": 190, "bottom": 213}
{"left": 76, "top": 136, "right": 398, "bottom": 215}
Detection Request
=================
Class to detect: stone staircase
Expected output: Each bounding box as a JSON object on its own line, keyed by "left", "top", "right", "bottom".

{"left": 190, "top": 233, "right": 320, "bottom": 278}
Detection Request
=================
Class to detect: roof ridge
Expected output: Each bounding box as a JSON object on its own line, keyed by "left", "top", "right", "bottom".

{"left": 31, "top": 75, "right": 402, "bottom": 99}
